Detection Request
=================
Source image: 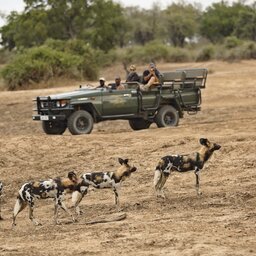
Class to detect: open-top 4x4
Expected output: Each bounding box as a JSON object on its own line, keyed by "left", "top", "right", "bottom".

{"left": 32, "top": 68, "right": 207, "bottom": 135}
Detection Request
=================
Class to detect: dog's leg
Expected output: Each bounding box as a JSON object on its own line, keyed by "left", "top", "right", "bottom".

{"left": 154, "top": 168, "right": 170, "bottom": 199}
{"left": 71, "top": 190, "right": 87, "bottom": 215}
{"left": 113, "top": 187, "right": 121, "bottom": 211}
{"left": 54, "top": 199, "right": 60, "bottom": 225}
{"left": 159, "top": 173, "right": 169, "bottom": 199}
{"left": 194, "top": 168, "right": 202, "bottom": 196}
{"left": 12, "top": 197, "right": 27, "bottom": 227}
{"left": 153, "top": 170, "right": 162, "bottom": 197}
{"left": 0, "top": 196, "right": 2, "bottom": 221}
{"left": 154, "top": 170, "right": 169, "bottom": 199}
{"left": 0, "top": 183, "right": 2, "bottom": 220}
{"left": 28, "top": 201, "right": 41, "bottom": 226}
{"left": 55, "top": 194, "right": 77, "bottom": 224}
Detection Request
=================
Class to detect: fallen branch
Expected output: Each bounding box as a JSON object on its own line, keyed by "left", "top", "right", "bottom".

{"left": 85, "top": 213, "right": 127, "bottom": 225}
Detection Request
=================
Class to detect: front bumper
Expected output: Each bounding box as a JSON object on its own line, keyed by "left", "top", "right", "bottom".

{"left": 32, "top": 115, "right": 66, "bottom": 121}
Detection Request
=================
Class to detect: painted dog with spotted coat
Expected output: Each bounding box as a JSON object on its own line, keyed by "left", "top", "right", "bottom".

{"left": 12, "top": 171, "right": 79, "bottom": 226}
{"left": 154, "top": 138, "right": 221, "bottom": 198}
{"left": 72, "top": 158, "right": 137, "bottom": 214}
{"left": 0, "top": 181, "right": 3, "bottom": 220}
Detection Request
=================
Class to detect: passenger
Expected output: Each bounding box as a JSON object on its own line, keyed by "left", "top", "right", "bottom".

{"left": 126, "top": 64, "right": 140, "bottom": 83}
{"left": 96, "top": 77, "right": 108, "bottom": 89}
{"left": 140, "top": 62, "right": 161, "bottom": 91}
{"left": 111, "top": 76, "right": 125, "bottom": 90}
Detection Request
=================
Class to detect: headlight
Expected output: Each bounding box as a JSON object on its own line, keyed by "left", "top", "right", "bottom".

{"left": 56, "top": 100, "right": 69, "bottom": 108}
{"left": 40, "top": 102, "right": 48, "bottom": 108}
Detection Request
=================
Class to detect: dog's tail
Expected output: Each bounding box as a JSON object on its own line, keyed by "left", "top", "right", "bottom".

{"left": 12, "top": 195, "right": 27, "bottom": 226}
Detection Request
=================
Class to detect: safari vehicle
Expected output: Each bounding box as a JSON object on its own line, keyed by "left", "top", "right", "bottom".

{"left": 32, "top": 68, "right": 207, "bottom": 135}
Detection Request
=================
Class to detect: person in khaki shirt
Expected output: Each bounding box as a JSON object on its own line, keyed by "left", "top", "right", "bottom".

{"left": 111, "top": 76, "right": 125, "bottom": 90}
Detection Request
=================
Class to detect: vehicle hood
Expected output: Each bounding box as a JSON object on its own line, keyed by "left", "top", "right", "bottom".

{"left": 49, "top": 88, "right": 100, "bottom": 100}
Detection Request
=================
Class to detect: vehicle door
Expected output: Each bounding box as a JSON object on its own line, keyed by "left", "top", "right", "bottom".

{"left": 140, "top": 88, "right": 161, "bottom": 109}
{"left": 102, "top": 87, "right": 138, "bottom": 116}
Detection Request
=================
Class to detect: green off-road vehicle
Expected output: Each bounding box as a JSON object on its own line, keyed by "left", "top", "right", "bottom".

{"left": 32, "top": 68, "right": 207, "bottom": 135}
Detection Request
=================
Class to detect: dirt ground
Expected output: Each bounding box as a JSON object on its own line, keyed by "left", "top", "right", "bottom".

{"left": 0, "top": 60, "right": 255, "bottom": 256}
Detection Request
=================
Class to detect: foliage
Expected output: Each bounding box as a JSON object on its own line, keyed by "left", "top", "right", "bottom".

{"left": 200, "top": 2, "right": 251, "bottom": 43}
{"left": 1, "top": 43, "right": 100, "bottom": 90}
{"left": 1, "top": 0, "right": 256, "bottom": 52}
{"left": 196, "top": 45, "right": 215, "bottom": 61}
{"left": 89, "top": 0, "right": 128, "bottom": 51}
{"left": 234, "top": 6, "right": 256, "bottom": 41}
{"left": 224, "top": 36, "right": 242, "bottom": 49}
{"left": 217, "top": 41, "right": 256, "bottom": 61}
{"left": 1, "top": 0, "right": 256, "bottom": 90}
{"left": 167, "top": 47, "right": 191, "bottom": 62}
{"left": 0, "top": 0, "right": 126, "bottom": 52}
{"left": 164, "top": 2, "right": 201, "bottom": 47}
{"left": 0, "top": 49, "right": 14, "bottom": 64}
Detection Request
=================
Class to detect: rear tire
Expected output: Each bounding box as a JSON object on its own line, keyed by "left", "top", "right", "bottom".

{"left": 67, "top": 110, "right": 93, "bottom": 135}
{"left": 42, "top": 121, "right": 67, "bottom": 135}
{"left": 129, "top": 119, "right": 152, "bottom": 130}
{"left": 155, "top": 105, "right": 179, "bottom": 127}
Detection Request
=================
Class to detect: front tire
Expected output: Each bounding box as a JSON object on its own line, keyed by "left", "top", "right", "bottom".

{"left": 42, "top": 121, "right": 67, "bottom": 135}
{"left": 67, "top": 110, "right": 93, "bottom": 135}
{"left": 155, "top": 105, "right": 179, "bottom": 127}
{"left": 129, "top": 119, "right": 152, "bottom": 130}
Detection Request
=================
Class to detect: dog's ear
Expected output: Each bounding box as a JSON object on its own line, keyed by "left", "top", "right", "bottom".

{"left": 199, "top": 138, "right": 208, "bottom": 146}
{"left": 118, "top": 158, "right": 129, "bottom": 165}
{"left": 214, "top": 143, "right": 221, "bottom": 150}
{"left": 130, "top": 167, "right": 137, "bottom": 172}
{"left": 68, "top": 171, "right": 77, "bottom": 181}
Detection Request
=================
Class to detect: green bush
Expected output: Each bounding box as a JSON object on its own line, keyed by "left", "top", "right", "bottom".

{"left": 143, "top": 42, "right": 170, "bottom": 62}
{"left": 1, "top": 43, "right": 100, "bottom": 90}
{"left": 224, "top": 36, "right": 242, "bottom": 49}
{"left": 2, "top": 39, "right": 256, "bottom": 90}
{"left": 44, "top": 39, "right": 66, "bottom": 52}
{"left": 167, "top": 47, "right": 191, "bottom": 62}
{"left": 220, "top": 41, "right": 256, "bottom": 61}
{"left": 196, "top": 45, "right": 215, "bottom": 61}
{"left": 240, "top": 41, "right": 256, "bottom": 59}
{"left": 0, "top": 49, "right": 15, "bottom": 65}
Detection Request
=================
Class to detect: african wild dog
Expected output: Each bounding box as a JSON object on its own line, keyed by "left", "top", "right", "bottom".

{"left": 12, "top": 171, "right": 79, "bottom": 226}
{"left": 72, "top": 158, "right": 137, "bottom": 214}
{"left": 154, "top": 138, "right": 221, "bottom": 198}
{"left": 0, "top": 181, "right": 3, "bottom": 220}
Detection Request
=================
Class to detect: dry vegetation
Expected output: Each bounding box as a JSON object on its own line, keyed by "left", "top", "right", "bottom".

{"left": 0, "top": 61, "right": 256, "bottom": 255}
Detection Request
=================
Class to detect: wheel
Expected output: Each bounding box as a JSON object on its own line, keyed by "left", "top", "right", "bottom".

{"left": 67, "top": 110, "right": 93, "bottom": 135}
{"left": 155, "top": 105, "right": 179, "bottom": 127}
{"left": 42, "top": 121, "right": 67, "bottom": 135}
{"left": 129, "top": 119, "right": 152, "bottom": 130}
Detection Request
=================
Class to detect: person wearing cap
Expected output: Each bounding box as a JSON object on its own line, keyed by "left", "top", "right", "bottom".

{"left": 140, "top": 62, "right": 161, "bottom": 91}
{"left": 126, "top": 64, "right": 140, "bottom": 83}
{"left": 111, "top": 76, "right": 125, "bottom": 90}
{"left": 96, "top": 77, "right": 108, "bottom": 89}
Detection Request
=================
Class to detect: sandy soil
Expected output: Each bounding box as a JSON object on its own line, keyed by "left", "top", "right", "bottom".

{"left": 0, "top": 60, "right": 255, "bottom": 256}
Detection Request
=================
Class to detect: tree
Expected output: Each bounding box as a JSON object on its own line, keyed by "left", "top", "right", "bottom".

{"left": 0, "top": 0, "right": 127, "bottom": 52}
{"left": 89, "top": 0, "right": 127, "bottom": 51}
{"left": 0, "top": 12, "right": 19, "bottom": 50}
{"left": 123, "top": 5, "right": 163, "bottom": 46}
{"left": 234, "top": 5, "right": 256, "bottom": 41}
{"left": 23, "top": 0, "right": 92, "bottom": 40}
{"left": 200, "top": 1, "right": 250, "bottom": 43}
{"left": 164, "top": 2, "right": 201, "bottom": 47}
